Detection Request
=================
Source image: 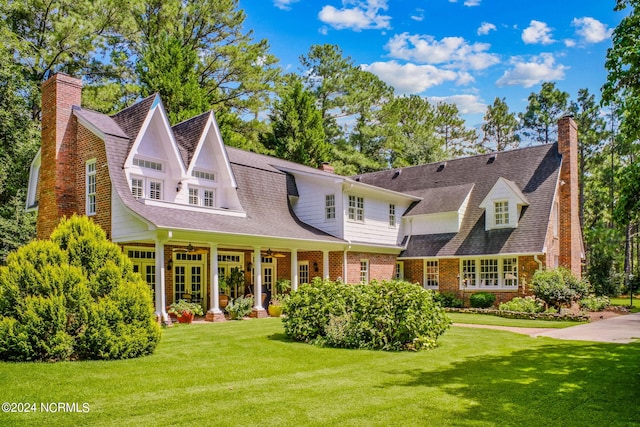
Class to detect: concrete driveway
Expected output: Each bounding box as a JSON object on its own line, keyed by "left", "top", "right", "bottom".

{"left": 532, "top": 312, "right": 640, "bottom": 344}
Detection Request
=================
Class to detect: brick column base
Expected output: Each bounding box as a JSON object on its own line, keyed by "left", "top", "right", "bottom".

{"left": 250, "top": 308, "right": 268, "bottom": 318}
{"left": 205, "top": 310, "right": 226, "bottom": 322}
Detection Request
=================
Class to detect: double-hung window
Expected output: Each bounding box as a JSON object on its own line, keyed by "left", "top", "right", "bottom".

{"left": 494, "top": 201, "right": 509, "bottom": 226}
{"left": 389, "top": 204, "right": 396, "bottom": 227}
{"left": 149, "top": 180, "right": 162, "bottom": 200}
{"left": 86, "top": 160, "right": 96, "bottom": 215}
{"left": 188, "top": 186, "right": 215, "bottom": 207}
{"left": 325, "top": 194, "right": 335, "bottom": 220}
{"left": 480, "top": 259, "right": 499, "bottom": 286}
{"left": 348, "top": 195, "right": 364, "bottom": 222}
{"left": 131, "top": 178, "right": 143, "bottom": 200}
{"left": 425, "top": 260, "right": 439, "bottom": 288}
{"left": 360, "top": 259, "right": 369, "bottom": 283}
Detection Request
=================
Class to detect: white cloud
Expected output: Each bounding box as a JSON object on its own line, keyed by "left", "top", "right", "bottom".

{"left": 464, "top": 0, "right": 481, "bottom": 6}
{"left": 522, "top": 20, "right": 554, "bottom": 45}
{"left": 496, "top": 53, "right": 568, "bottom": 88}
{"left": 411, "top": 8, "right": 424, "bottom": 22}
{"left": 274, "top": 0, "right": 299, "bottom": 10}
{"left": 361, "top": 61, "right": 461, "bottom": 93}
{"left": 385, "top": 33, "right": 500, "bottom": 70}
{"left": 318, "top": 0, "right": 391, "bottom": 31}
{"left": 428, "top": 94, "right": 486, "bottom": 114}
{"left": 572, "top": 17, "right": 613, "bottom": 43}
{"left": 564, "top": 39, "right": 576, "bottom": 47}
{"left": 477, "top": 22, "right": 496, "bottom": 36}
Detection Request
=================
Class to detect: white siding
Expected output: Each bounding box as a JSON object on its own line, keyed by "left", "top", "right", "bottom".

{"left": 411, "top": 212, "right": 460, "bottom": 235}
{"left": 343, "top": 193, "right": 409, "bottom": 245}
{"left": 291, "top": 175, "right": 343, "bottom": 238}
{"left": 111, "top": 188, "right": 151, "bottom": 240}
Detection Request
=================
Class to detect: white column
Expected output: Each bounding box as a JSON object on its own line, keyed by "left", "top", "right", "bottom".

{"left": 253, "top": 246, "right": 263, "bottom": 309}
{"left": 209, "top": 243, "right": 221, "bottom": 314}
{"left": 291, "top": 248, "right": 298, "bottom": 291}
{"left": 323, "top": 250, "right": 330, "bottom": 279}
{"left": 155, "top": 240, "right": 168, "bottom": 322}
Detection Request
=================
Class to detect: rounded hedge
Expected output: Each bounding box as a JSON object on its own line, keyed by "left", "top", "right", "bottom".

{"left": 0, "top": 216, "right": 161, "bottom": 361}
{"left": 469, "top": 292, "right": 496, "bottom": 308}
{"left": 282, "top": 279, "right": 450, "bottom": 351}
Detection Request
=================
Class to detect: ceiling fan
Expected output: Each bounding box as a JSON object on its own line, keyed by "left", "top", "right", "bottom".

{"left": 173, "top": 243, "right": 208, "bottom": 255}
{"left": 263, "top": 248, "right": 286, "bottom": 258}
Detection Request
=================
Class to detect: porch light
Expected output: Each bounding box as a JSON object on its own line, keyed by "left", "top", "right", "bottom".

{"left": 176, "top": 181, "right": 182, "bottom": 192}
{"left": 313, "top": 262, "right": 319, "bottom": 272}
{"left": 247, "top": 262, "right": 253, "bottom": 270}
{"left": 167, "top": 259, "right": 173, "bottom": 271}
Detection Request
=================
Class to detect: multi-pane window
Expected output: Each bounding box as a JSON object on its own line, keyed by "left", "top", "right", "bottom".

{"left": 480, "top": 259, "right": 499, "bottom": 286}
{"left": 389, "top": 204, "right": 396, "bottom": 227}
{"left": 149, "top": 181, "right": 162, "bottom": 200}
{"left": 131, "top": 178, "right": 143, "bottom": 200}
{"left": 325, "top": 194, "right": 335, "bottom": 220}
{"left": 360, "top": 260, "right": 369, "bottom": 283}
{"left": 348, "top": 195, "right": 364, "bottom": 222}
{"left": 503, "top": 258, "right": 518, "bottom": 287}
{"left": 299, "top": 262, "right": 309, "bottom": 285}
{"left": 189, "top": 188, "right": 199, "bottom": 205}
{"left": 395, "top": 262, "right": 404, "bottom": 280}
{"left": 204, "top": 190, "right": 215, "bottom": 207}
{"left": 425, "top": 260, "right": 439, "bottom": 288}
{"left": 192, "top": 170, "right": 215, "bottom": 181}
{"left": 494, "top": 201, "right": 509, "bottom": 226}
{"left": 86, "top": 160, "right": 96, "bottom": 215}
{"left": 461, "top": 259, "right": 477, "bottom": 287}
{"left": 133, "top": 157, "right": 162, "bottom": 171}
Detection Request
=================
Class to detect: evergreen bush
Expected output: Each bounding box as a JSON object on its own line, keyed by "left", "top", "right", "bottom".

{"left": 0, "top": 215, "right": 161, "bottom": 361}
{"left": 282, "top": 279, "right": 450, "bottom": 351}
{"left": 469, "top": 292, "right": 496, "bottom": 308}
{"left": 532, "top": 268, "right": 592, "bottom": 310}
{"left": 434, "top": 291, "right": 464, "bottom": 308}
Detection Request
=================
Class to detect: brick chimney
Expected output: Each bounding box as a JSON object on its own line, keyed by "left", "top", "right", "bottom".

{"left": 557, "top": 115, "right": 583, "bottom": 277}
{"left": 37, "top": 73, "right": 83, "bottom": 239}
{"left": 319, "top": 162, "right": 334, "bottom": 174}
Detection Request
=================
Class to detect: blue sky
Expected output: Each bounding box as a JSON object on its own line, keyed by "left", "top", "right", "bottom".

{"left": 240, "top": 0, "right": 622, "bottom": 127}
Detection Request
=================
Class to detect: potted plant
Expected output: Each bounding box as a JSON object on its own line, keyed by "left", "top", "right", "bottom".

{"left": 219, "top": 277, "right": 230, "bottom": 309}
{"left": 225, "top": 295, "right": 253, "bottom": 320}
{"left": 227, "top": 267, "right": 245, "bottom": 298}
{"left": 168, "top": 299, "right": 204, "bottom": 324}
{"left": 276, "top": 278, "right": 291, "bottom": 295}
{"left": 268, "top": 296, "right": 283, "bottom": 317}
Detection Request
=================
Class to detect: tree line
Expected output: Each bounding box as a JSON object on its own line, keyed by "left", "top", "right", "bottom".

{"left": 0, "top": 0, "right": 637, "bottom": 295}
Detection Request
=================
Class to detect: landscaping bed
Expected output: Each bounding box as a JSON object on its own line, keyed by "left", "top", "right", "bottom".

{"left": 445, "top": 307, "right": 590, "bottom": 322}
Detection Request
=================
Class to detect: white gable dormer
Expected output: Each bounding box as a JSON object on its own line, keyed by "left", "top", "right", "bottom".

{"left": 124, "top": 95, "right": 186, "bottom": 204}
{"left": 184, "top": 112, "right": 242, "bottom": 211}
{"left": 479, "top": 177, "right": 529, "bottom": 230}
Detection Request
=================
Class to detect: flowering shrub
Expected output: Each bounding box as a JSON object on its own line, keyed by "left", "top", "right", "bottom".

{"left": 282, "top": 279, "right": 450, "bottom": 351}
{"left": 532, "top": 268, "right": 592, "bottom": 310}
{"left": 498, "top": 296, "right": 544, "bottom": 313}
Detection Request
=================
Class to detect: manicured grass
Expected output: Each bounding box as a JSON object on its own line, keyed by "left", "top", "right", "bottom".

{"left": 1, "top": 318, "right": 639, "bottom": 426}
{"left": 447, "top": 312, "right": 583, "bottom": 328}
{"left": 610, "top": 296, "right": 640, "bottom": 313}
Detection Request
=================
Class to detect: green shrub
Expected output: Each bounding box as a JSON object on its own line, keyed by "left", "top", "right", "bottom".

{"left": 469, "top": 292, "right": 496, "bottom": 308}
{"left": 226, "top": 295, "right": 253, "bottom": 319}
{"left": 282, "top": 279, "right": 450, "bottom": 351}
{"left": 0, "top": 215, "right": 161, "bottom": 362}
{"left": 579, "top": 295, "right": 610, "bottom": 312}
{"left": 434, "top": 291, "right": 463, "bottom": 308}
{"left": 532, "top": 268, "right": 592, "bottom": 310}
{"left": 498, "top": 296, "right": 544, "bottom": 313}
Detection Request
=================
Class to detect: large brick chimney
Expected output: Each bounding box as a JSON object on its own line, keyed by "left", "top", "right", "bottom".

{"left": 557, "top": 115, "right": 583, "bottom": 277}
{"left": 37, "top": 73, "right": 83, "bottom": 239}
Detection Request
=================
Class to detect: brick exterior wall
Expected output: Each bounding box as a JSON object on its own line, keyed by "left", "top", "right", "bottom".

{"left": 38, "top": 74, "right": 83, "bottom": 239}
{"left": 344, "top": 252, "right": 396, "bottom": 283}
{"left": 557, "top": 116, "right": 583, "bottom": 277}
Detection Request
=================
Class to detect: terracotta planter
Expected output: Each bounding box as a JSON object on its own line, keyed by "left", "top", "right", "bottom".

{"left": 176, "top": 312, "right": 194, "bottom": 324}
{"left": 219, "top": 294, "right": 230, "bottom": 309}
{"left": 268, "top": 304, "right": 283, "bottom": 317}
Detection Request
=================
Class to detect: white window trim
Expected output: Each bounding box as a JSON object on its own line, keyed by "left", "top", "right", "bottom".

{"left": 188, "top": 185, "right": 216, "bottom": 207}
{"left": 348, "top": 195, "right": 365, "bottom": 223}
{"left": 86, "top": 159, "right": 97, "bottom": 216}
{"left": 493, "top": 200, "right": 510, "bottom": 227}
{"left": 424, "top": 259, "right": 439, "bottom": 289}
{"left": 395, "top": 261, "right": 404, "bottom": 280}
{"left": 298, "top": 261, "right": 310, "bottom": 285}
{"left": 325, "top": 194, "right": 336, "bottom": 221}
{"left": 459, "top": 257, "right": 519, "bottom": 290}
{"left": 389, "top": 204, "right": 396, "bottom": 227}
{"left": 359, "top": 259, "right": 369, "bottom": 284}
{"left": 148, "top": 179, "right": 163, "bottom": 200}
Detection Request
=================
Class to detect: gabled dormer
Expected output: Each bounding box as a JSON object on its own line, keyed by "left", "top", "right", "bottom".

{"left": 124, "top": 95, "right": 186, "bottom": 205}
{"left": 479, "top": 177, "right": 529, "bottom": 230}
{"left": 178, "top": 111, "right": 243, "bottom": 212}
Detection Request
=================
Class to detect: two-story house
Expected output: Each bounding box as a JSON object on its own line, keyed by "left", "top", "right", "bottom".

{"left": 28, "top": 74, "right": 583, "bottom": 321}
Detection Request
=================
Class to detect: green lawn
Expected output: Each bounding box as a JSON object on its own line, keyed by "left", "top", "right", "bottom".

{"left": 1, "top": 318, "right": 639, "bottom": 427}
{"left": 447, "top": 312, "right": 583, "bottom": 328}
{"left": 610, "top": 296, "right": 640, "bottom": 313}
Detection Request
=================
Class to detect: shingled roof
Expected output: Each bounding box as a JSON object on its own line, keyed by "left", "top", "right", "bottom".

{"left": 74, "top": 103, "right": 344, "bottom": 244}
{"left": 355, "top": 145, "right": 561, "bottom": 257}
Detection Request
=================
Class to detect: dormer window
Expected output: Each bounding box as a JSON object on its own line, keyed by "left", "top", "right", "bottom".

{"left": 188, "top": 186, "right": 216, "bottom": 207}
{"left": 192, "top": 170, "right": 215, "bottom": 181}
{"left": 133, "top": 157, "right": 163, "bottom": 171}
{"left": 131, "top": 176, "right": 163, "bottom": 201}
{"left": 494, "top": 201, "right": 509, "bottom": 226}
